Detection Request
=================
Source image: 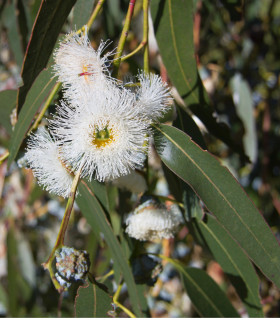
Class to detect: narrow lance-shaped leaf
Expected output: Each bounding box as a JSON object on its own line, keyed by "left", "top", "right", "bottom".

{"left": 77, "top": 181, "right": 144, "bottom": 317}
{"left": 8, "top": 67, "right": 57, "bottom": 166}
{"left": 17, "top": 0, "right": 77, "bottom": 115}
{"left": 75, "top": 281, "right": 112, "bottom": 318}
{"left": 181, "top": 267, "right": 239, "bottom": 317}
{"left": 191, "top": 214, "right": 263, "bottom": 317}
{"left": 150, "top": 0, "right": 246, "bottom": 159}
{"left": 3, "top": 0, "right": 24, "bottom": 66}
{"left": 153, "top": 123, "right": 280, "bottom": 289}
{"left": 72, "top": 0, "right": 94, "bottom": 30}
{"left": 163, "top": 257, "right": 239, "bottom": 317}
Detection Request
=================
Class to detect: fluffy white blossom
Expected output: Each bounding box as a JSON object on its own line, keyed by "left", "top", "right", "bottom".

{"left": 53, "top": 27, "right": 115, "bottom": 102}
{"left": 135, "top": 71, "right": 173, "bottom": 122}
{"left": 125, "top": 199, "right": 183, "bottom": 241}
{"left": 25, "top": 128, "right": 74, "bottom": 198}
{"left": 50, "top": 86, "right": 149, "bottom": 182}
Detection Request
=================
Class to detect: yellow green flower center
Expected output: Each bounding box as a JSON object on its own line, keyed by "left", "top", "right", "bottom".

{"left": 92, "top": 126, "right": 115, "bottom": 148}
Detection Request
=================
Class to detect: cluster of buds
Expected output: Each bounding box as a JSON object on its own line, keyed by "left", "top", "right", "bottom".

{"left": 125, "top": 197, "right": 183, "bottom": 241}
{"left": 54, "top": 246, "right": 90, "bottom": 290}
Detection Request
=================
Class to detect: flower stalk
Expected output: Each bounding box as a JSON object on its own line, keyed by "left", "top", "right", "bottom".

{"left": 119, "top": 0, "right": 150, "bottom": 72}
{"left": 28, "top": 82, "right": 61, "bottom": 135}
{"left": 86, "top": 0, "right": 106, "bottom": 30}
{"left": 42, "top": 160, "right": 84, "bottom": 292}
{"left": 142, "top": 0, "right": 150, "bottom": 73}
{"left": 0, "top": 150, "right": 9, "bottom": 164}
{"left": 113, "top": 283, "right": 136, "bottom": 318}
{"left": 113, "top": 0, "right": 137, "bottom": 75}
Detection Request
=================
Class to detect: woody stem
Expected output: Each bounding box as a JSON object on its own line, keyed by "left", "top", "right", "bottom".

{"left": 87, "top": 0, "right": 106, "bottom": 29}
{"left": 113, "top": 0, "right": 137, "bottom": 76}
{"left": 143, "top": 0, "right": 150, "bottom": 73}
{"left": 43, "top": 161, "right": 83, "bottom": 270}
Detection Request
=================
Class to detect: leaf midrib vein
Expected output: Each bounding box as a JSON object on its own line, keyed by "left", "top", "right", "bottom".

{"left": 168, "top": 0, "right": 198, "bottom": 103}
{"left": 201, "top": 221, "right": 260, "bottom": 308}
{"left": 157, "top": 125, "right": 277, "bottom": 266}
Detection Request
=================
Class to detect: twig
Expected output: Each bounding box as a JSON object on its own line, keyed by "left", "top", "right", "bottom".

{"left": 113, "top": 0, "right": 137, "bottom": 75}
{"left": 42, "top": 161, "right": 84, "bottom": 292}
{"left": 113, "top": 283, "right": 136, "bottom": 318}
{"left": 28, "top": 82, "right": 61, "bottom": 135}
{"left": 142, "top": 0, "right": 150, "bottom": 73}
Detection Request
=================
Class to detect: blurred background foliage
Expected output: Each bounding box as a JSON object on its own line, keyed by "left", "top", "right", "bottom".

{"left": 0, "top": 0, "right": 280, "bottom": 317}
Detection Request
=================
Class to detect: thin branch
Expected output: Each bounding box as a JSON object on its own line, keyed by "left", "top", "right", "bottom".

{"left": 42, "top": 160, "right": 84, "bottom": 292}
{"left": 113, "top": 0, "right": 137, "bottom": 75}
{"left": 113, "top": 283, "right": 136, "bottom": 318}
{"left": 0, "top": 150, "right": 9, "bottom": 164}
{"left": 28, "top": 82, "right": 61, "bottom": 134}
{"left": 87, "top": 0, "right": 106, "bottom": 29}
{"left": 142, "top": 0, "right": 150, "bottom": 73}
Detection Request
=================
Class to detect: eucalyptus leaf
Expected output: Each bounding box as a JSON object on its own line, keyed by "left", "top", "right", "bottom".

{"left": 181, "top": 267, "right": 240, "bottom": 317}
{"left": 77, "top": 181, "right": 144, "bottom": 317}
{"left": 17, "top": 0, "right": 77, "bottom": 114}
{"left": 164, "top": 257, "right": 239, "bottom": 317}
{"left": 154, "top": 123, "right": 280, "bottom": 288}
{"left": 192, "top": 214, "right": 263, "bottom": 317}
{"left": 8, "top": 67, "right": 57, "bottom": 166}
{"left": 72, "top": 0, "right": 94, "bottom": 30}
{"left": 75, "top": 281, "right": 112, "bottom": 318}
{"left": 151, "top": 0, "right": 247, "bottom": 159}
{"left": 3, "top": 0, "right": 24, "bottom": 66}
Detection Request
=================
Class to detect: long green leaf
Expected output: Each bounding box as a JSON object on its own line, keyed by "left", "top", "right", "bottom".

{"left": 77, "top": 181, "right": 144, "bottom": 317}
{"left": 72, "top": 0, "right": 94, "bottom": 30}
{"left": 8, "top": 67, "right": 57, "bottom": 166}
{"left": 181, "top": 267, "right": 239, "bottom": 317}
{"left": 3, "top": 0, "right": 24, "bottom": 66}
{"left": 192, "top": 214, "right": 263, "bottom": 317}
{"left": 75, "top": 281, "right": 112, "bottom": 317}
{"left": 162, "top": 256, "right": 239, "bottom": 317}
{"left": 150, "top": 0, "right": 246, "bottom": 158}
{"left": 173, "top": 105, "right": 206, "bottom": 149}
{"left": 153, "top": 123, "right": 280, "bottom": 288}
{"left": 17, "top": 0, "right": 76, "bottom": 114}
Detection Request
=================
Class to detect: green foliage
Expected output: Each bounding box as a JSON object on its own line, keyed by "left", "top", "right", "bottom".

{"left": 8, "top": 67, "right": 57, "bottom": 166}
{"left": 191, "top": 214, "right": 263, "bottom": 317}
{"left": 181, "top": 267, "right": 240, "bottom": 317}
{"left": 154, "top": 123, "right": 280, "bottom": 288}
{"left": 75, "top": 281, "right": 112, "bottom": 317}
{"left": 17, "top": 0, "right": 77, "bottom": 114}
{"left": 77, "top": 182, "right": 144, "bottom": 317}
{"left": 1, "top": 0, "right": 280, "bottom": 317}
{"left": 150, "top": 0, "right": 246, "bottom": 158}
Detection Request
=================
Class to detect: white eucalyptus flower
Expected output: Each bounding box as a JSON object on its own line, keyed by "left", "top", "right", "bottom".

{"left": 50, "top": 86, "right": 149, "bottom": 182}
{"left": 125, "top": 199, "right": 183, "bottom": 241}
{"left": 25, "top": 128, "right": 73, "bottom": 198}
{"left": 53, "top": 27, "right": 115, "bottom": 101}
{"left": 135, "top": 71, "right": 173, "bottom": 122}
